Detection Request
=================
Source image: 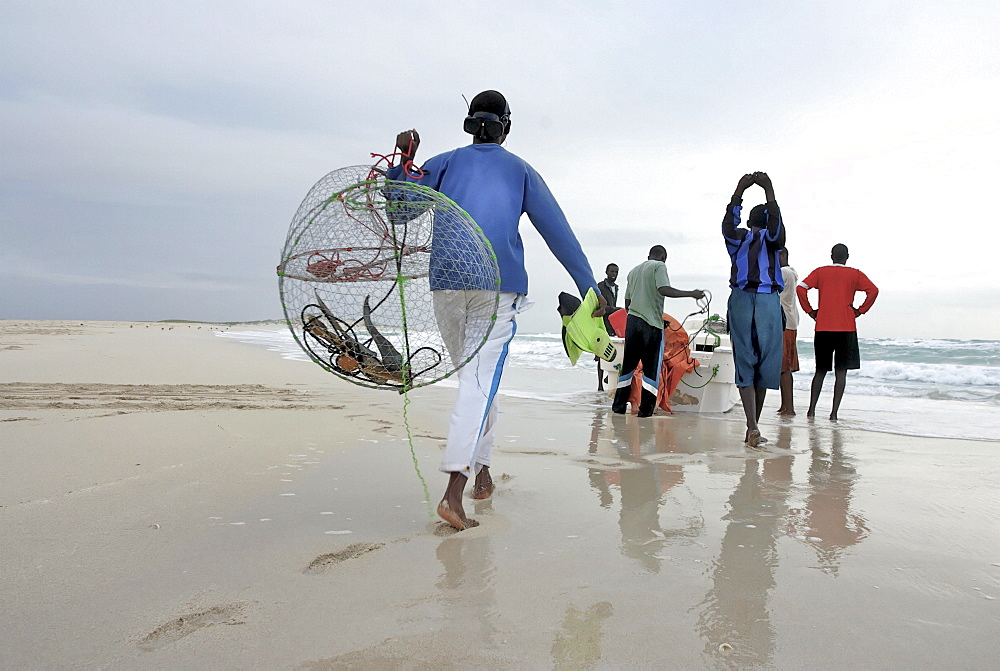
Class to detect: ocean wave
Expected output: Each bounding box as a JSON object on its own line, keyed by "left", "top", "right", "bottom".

{"left": 864, "top": 337, "right": 1000, "bottom": 350}
{"left": 215, "top": 328, "right": 1000, "bottom": 441}
{"left": 216, "top": 329, "right": 1000, "bottom": 402}
{"left": 216, "top": 329, "right": 309, "bottom": 361}
{"left": 507, "top": 339, "right": 577, "bottom": 371}
{"left": 856, "top": 360, "right": 1000, "bottom": 387}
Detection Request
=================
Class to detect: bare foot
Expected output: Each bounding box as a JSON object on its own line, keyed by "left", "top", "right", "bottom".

{"left": 779, "top": 410, "right": 796, "bottom": 417}
{"left": 806, "top": 409, "right": 816, "bottom": 418}
{"left": 829, "top": 413, "right": 838, "bottom": 421}
{"left": 745, "top": 429, "right": 762, "bottom": 448}
{"left": 472, "top": 466, "right": 494, "bottom": 500}
{"left": 437, "top": 499, "right": 478, "bottom": 531}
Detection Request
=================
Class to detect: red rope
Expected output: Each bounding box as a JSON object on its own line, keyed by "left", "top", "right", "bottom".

{"left": 307, "top": 250, "right": 389, "bottom": 282}
{"left": 369, "top": 136, "right": 424, "bottom": 180}
{"left": 306, "top": 139, "right": 427, "bottom": 284}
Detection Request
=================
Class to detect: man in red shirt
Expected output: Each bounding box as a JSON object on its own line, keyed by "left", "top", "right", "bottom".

{"left": 796, "top": 244, "right": 879, "bottom": 420}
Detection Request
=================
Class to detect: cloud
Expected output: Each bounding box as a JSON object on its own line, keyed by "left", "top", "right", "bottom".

{"left": 1, "top": 1, "right": 998, "bottom": 339}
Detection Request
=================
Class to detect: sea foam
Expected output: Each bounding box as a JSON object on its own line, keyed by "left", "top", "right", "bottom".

{"left": 216, "top": 328, "right": 1000, "bottom": 442}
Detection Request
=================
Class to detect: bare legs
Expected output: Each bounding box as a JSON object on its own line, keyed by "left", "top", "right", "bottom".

{"left": 807, "top": 370, "right": 823, "bottom": 418}
{"left": 596, "top": 359, "right": 605, "bottom": 392}
{"left": 472, "top": 465, "right": 494, "bottom": 500}
{"left": 807, "top": 368, "right": 847, "bottom": 420}
{"left": 830, "top": 368, "right": 847, "bottom": 420}
{"left": 437, "top": 466, "right": 494, "bottom": 531}
{"left": 437, "top": 472, "right": 476, "bottom": 531}
{"left": 739, "top": 386, "right": 767, "bottom": 447}
{"left": 777, "top": 371, "right": 795, "bottom": 416}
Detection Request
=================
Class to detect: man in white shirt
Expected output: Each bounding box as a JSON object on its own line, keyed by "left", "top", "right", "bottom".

{"left": 776, "top": 248, "right": 800, "bottom": 416}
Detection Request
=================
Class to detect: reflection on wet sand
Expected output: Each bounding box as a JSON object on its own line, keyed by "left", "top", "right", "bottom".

{"left": 696, "top": 426, "right": 795, "bottom": 667}
{"left": 550, "top": 601, "right": 614, "bottom": 669}
{"left": 435, "top": 531, "right": 499, "bottom": 645}
{"left": 588, "top": 408, "right": 615, "bottom": 508}
{"left": 788, "top": 427, "right": 869, "bottom": 575}
{"left": 696, "top": 425, "right": 870, "bottom": 666}
{"left": 588, "top": 411, "right": 703, "bottom": 573}
{"left": 436, "top": 503, "right": 615, "bottom": 668}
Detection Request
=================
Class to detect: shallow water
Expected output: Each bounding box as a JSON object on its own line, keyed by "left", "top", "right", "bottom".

{"left": 218, "top": 328, "right": 1000, "bottom": 442}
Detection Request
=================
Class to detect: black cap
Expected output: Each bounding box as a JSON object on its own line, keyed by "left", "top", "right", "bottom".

{"left": 469, "top": 90, "right": 510, "bottom": 117}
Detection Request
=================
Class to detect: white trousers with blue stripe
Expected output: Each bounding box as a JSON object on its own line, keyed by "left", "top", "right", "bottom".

{"left": 434, "top": 290, "right": 528, "bottom": 478}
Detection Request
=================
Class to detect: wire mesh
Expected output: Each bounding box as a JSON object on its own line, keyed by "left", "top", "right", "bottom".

{"left": 278, "top": 172, "right": 500, "bottom": 391}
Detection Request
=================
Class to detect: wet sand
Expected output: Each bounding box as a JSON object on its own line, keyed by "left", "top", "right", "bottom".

{"left": 2, "top": 320, "right": 999, "bottom": 669}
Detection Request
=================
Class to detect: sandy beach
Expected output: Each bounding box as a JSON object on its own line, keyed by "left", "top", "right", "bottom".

{"left": 2, "top": 320, "right": 998, "bottom": 669}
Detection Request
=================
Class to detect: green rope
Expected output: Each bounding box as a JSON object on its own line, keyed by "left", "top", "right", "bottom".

{"left": 401, "top": 387, "right": 433, "bottom": 519}
{"left": 703, "top": 314, "right": 723, "bottom": 348}
{"left": 681, "top": 364, "right": 720, "bottom": 389}
{"left": 389, "top": 217, "right": 433, "bottom": 520}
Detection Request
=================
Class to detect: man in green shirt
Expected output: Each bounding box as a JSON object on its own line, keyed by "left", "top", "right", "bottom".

{"left": 613, "top": 245, "right": 704, "bottom": 417}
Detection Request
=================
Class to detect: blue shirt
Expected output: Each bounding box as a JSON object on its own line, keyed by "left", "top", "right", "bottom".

{"left": 722, "top": 197, "right": 786, "bottom": 294}
{"left": 387, "top": 143, "right": 598, "bottom": 297}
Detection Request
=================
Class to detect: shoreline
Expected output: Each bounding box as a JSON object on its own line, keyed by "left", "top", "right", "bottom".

{"left": 211, "top": 321, "right": 1000, "bottom": 444}
{"left": 2, "top": 320, "right": 998, "bottom": 668}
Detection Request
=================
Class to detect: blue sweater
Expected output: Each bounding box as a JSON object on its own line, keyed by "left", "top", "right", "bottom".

{"left": 387, "top": 143, "right": 598, "bottom": 297}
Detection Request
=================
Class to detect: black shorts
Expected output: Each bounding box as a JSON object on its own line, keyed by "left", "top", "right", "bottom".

{"left": 813, "top": 331, "right": 861, "bottom": 371}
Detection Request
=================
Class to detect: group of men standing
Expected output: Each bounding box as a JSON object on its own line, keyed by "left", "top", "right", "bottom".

{"left": 601, "top": 172, "right": 879, "bottom": 446}
{"left": 391, "top": 89, "right": 878, "bottom": 530}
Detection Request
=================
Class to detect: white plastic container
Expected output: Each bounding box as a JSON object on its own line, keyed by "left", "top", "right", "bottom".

{"left": 670, "top": 323, "right": 739, "bottom": 413}
{"left": 600, "top": 325, "right": 739, "bottom": 413}
{"left": 669, "top": 345, "right": 739, "bottom": 413}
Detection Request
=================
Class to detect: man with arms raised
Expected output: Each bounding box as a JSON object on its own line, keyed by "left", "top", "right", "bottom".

{"left": 796, "top": 244, "right": 879, "bottom": 420}
{"left": 722, "top": 172, "right": 786, "bottom": 447}
{"left": 389, "top": 90, "right": 606, "bottom": 530}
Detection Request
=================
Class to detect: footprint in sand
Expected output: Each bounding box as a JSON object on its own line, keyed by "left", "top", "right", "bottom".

{"left": 138, "top": 603, "right": 246, "bottom": 650}
{"left": 431, "top": 511, "right": 511, "bottom": 537}
{"left": 432, "top": 522, "right": 464, "bottom": 537}
{"left": 551, "top": 601, "right": 614, "bottom": 668}
{"left": 304, "top": 541, "right": 384, "bottom": 573}
{"left": 372, "top": 419, "right": 394, "bottom": 434}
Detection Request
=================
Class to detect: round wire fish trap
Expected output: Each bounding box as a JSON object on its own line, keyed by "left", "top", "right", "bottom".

{"left": 278, "top": 174, "right": 500, "bottom": 391}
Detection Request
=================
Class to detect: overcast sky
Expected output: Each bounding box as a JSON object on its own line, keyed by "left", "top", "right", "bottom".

{"left": 2, "top": 1, "right": 998, "bottom": 338}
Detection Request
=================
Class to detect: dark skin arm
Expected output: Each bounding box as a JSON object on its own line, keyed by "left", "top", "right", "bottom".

{"left": 733, "top": 173, "right": 756, "bottom": 199}
{"left": 809, "top": 308, "right": 860, "bottom": 321}
{"left": 395, "top": 129, "right": 420, "bottom": 162}
{"left": 732, "top": 172, "right": 776, "bottom": 203}
{"left": 753, "top": 171, "right": 775, "bottom": 202}
{"left": 659, "top": 286, "right": 705, "bottom": 300}
{"left": 723, "top": 174, "right": 757, "bottom": 239}
{"left": 592, "top": 295, "right": 608, "bottom": 318}
{"left": 747, "top": 171, "right": 784, "bottom": 248}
